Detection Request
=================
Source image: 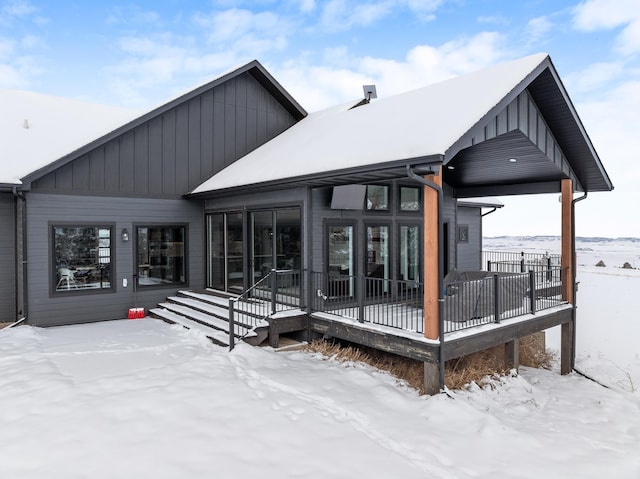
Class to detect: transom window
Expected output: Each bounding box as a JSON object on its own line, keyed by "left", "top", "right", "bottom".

{"left": 52, "top": 225, "right": 113, "bottom": 292}
{"left": 400, "top": 186, "right": 420, "bottom": 211}
{"left": 137, "top": 225, "right": 186, "bottom": 287}
{"left": 366, "top": 185, "right": 389, "bottom": 211}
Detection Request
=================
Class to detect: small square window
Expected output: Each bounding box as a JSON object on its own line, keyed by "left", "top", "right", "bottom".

{"left": 457, "top": 225, "right": 469, "bottom": 243}
{"left": 366, "top": 185, "right": 389, "bottom": 210}
{"left": 400, "top": 186, "right": 420, "bottom": 211}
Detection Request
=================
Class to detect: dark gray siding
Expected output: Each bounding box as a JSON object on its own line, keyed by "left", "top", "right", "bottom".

{"left": 26, "top": 193, "right": 204, "bottom": 327}
{"left": 456, "top": 206, "right": 482, "bottom": 271}
{"left": 0, "top": 194, "right": 16, "bottom": 322}
{"left": 30, "top": 73, "right": 297, "bottom": 198}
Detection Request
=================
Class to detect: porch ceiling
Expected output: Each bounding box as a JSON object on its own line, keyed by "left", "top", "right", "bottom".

{"left": 445, "top": 130, "right": 570, "bottom": 197}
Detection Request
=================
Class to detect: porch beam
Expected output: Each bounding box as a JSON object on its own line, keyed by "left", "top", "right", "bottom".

{"left": 423, "top": 168, "right": 441, "bottom": 340}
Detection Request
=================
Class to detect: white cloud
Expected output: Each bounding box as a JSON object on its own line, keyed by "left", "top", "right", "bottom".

{"left": 524, "top": 16, "right": 554, "bottom": 46}
{"left": 319, "top": 0, "right": 395, "bottom": 31}
{"left": 275, "top": 31, "right": 507, "bottom": 111}
{"left": 1, "top": 0, "right": 36, "bottom": 19}
{"left": 573, "top": 0, "right": 640, "bottom": 55}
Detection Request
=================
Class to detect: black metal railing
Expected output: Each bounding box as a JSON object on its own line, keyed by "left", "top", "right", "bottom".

{"left": 309, "top": 265, "right": 565, "bottom": 336}
{"left": 229, "top": 269, "right": 302, "bottom": 350}
{"left": 484, "top": 250, "right": 561, "bottom": 281}
{"left": 443, "top": 266, "right": 565, "bottom": 334}
{"left": 310, "top": 271, "right": 424, "bottom": 333}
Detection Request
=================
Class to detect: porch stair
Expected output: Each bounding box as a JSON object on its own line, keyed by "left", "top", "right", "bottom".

{"left": 149, "top": 289, "right": 270, "bottom": 348}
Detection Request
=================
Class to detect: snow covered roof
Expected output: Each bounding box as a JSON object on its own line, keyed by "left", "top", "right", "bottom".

{"left": 191, "top": 54, "right": 553, "bottom": 195}
{"left": 0, "top": 90, "right": 138, "bottom": 187}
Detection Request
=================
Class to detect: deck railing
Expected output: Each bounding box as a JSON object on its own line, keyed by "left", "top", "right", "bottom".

{"left": 443, "top": 267, "right": 565, "bottom": 334}
{"left": 309, "top": 264, "right": 565, "bottom": 337}
{"left": 484, "top": 250, "right": 561, "bottom": 281}
{"left": 310, "top": 271, "right": 424, "bottom": 333}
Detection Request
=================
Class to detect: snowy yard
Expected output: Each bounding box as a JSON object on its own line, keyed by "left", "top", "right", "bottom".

{"left": 1, "top": 238, "right": 640, "bottom": 478}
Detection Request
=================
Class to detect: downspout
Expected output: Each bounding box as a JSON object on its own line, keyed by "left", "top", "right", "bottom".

{"left": 11, "top": 186, "right": 27, "bottom": 322}
{"left": 570, "top": 191, "right": 587, "bottom": 369}
{"left": 406, "top": 165, "right": 445, "bottom": 390}
{"left": 481, "top": 207, "right": 498, "bottom": 217}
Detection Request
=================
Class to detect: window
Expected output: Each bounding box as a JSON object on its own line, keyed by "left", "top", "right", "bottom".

{"left": 366, "top": 185, "right": 389, "bottom": 211}
{"left": 137, "top": 226, "right": 186, "bottom": 286}
{"left": 400, "top": 186, "right": 420, "bottom": 211}
{"left": 457, "top": 225, "right": 469, "bottom": 243}
{"left": 52, "top": 225, "right": 113, "bottom": 292}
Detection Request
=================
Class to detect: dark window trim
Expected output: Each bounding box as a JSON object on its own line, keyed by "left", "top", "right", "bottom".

{"left": 134, "top": 223, "right": 189, "bottom": 290}
{"left": 49, "top": 222, "right": 116, "bottom": 298}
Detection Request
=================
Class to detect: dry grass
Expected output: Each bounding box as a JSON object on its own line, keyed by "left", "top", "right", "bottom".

{"left": 305, "top": 332, "right": 554, "bottom": 395}
{"left": 0, "top": 322, "right": 13, "bottom": 330}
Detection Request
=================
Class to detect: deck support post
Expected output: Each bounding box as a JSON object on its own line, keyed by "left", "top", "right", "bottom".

{"left": 423, "top": 361, "right": 440, "bottom": 395}
{"left": 504, "top": 339, "right": 519, "bottom": 372}
{"left": 560, "top": 178, "right": 575, "bottom": 374}
{"left": 561, "top": 320, "right": 574, "bottom": 374}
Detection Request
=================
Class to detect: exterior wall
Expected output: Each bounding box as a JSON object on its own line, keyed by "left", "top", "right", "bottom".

{"left": 0, "top": 194, "right": 16, "bottom": 322}
{"left": 25, "top": 193, "right": 204, "bottom": 327}
{"left": 455, "top": 206, "right": 482, "bottom": 271}
{"left": 30, "top": 72, "right": 298, "bottom": 198}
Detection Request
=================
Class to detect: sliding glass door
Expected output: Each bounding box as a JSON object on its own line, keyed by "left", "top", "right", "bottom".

{"left": 206, "top": 212, "right": 243, "bottom": 292}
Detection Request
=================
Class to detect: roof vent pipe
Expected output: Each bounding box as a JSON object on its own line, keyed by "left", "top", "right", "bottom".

{"left": 23, "top": 119, "right": 29, "bottom": 129}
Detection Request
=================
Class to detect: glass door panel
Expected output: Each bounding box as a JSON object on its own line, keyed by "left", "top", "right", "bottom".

{"left": 206, "top": 212, "right": 244, "bottom": 292}
{"left": 207, "top": 214, "right": 225, "bottom": 291}
{"left": 275, "top": 208, "right": 301, "bottom": 271}
{"left": 226, "top": 212, "right": 244, "bottom": 292}
{"left": 251, "top": 211, "right": 274, "bottom": 282}
{"left": 400, "top": 225, "right": 420, "bottom": 289}
{"left": 328, "top": 225, "right": 354, "bottom": 298}
{"left": 366, "top": 225, "right": 389, "bottom": 296}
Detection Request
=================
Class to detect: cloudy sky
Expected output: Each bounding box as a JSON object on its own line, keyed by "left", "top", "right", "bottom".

{"left": 1, "top": 0, "right": 638, "bottom": 237}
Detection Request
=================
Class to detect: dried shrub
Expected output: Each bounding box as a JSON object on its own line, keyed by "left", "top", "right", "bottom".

{"left": 305, "top": 333, "right": 554, "bottom": 394}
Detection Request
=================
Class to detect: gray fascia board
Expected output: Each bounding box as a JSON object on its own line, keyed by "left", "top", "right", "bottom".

{"left": 20, "top": 60, "right": 307, "bottom": 188}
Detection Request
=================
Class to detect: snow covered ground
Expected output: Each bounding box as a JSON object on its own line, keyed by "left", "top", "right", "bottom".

{"left": 1, "top": 237, "right": 639, "bottom": 478}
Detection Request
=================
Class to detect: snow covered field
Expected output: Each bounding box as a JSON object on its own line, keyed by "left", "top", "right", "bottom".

{"left": 1, "top": 237, "right": 639, "bottom": 478}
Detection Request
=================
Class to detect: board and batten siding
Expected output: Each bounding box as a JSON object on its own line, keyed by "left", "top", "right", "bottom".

{"left": 30, "top": 72, "right": 297, "bottom": 197}
{"left": 455, "top": 206, "right": 482, "bottom": 271}
{"left": 26, "top": 193, "right": 204, "bottom": 327}
{"left": 0, "top": 194, "right": 16, "bottom": 322}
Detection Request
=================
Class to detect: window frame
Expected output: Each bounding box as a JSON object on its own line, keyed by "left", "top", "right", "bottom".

{"left": 49, "top": 222, "right": 116, "bottom": 297}
{"left": 135, "top": 223, "right": 188, "bottom": 289}
{"left": 398, "top": 185, "right": 422, "bottom": 214}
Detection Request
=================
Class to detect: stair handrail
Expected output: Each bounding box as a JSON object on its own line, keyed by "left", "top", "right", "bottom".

{"left": 228, "top": 269, "right": 277, "bottom": 351}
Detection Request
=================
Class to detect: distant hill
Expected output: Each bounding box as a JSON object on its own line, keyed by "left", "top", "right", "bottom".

{"left": 485, "top": 235, "right": 640, "bottom": 243}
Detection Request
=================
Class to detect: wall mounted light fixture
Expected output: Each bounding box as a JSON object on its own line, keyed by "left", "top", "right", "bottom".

{"left": 121, "top": 228, "right": 129, "bottom": 242}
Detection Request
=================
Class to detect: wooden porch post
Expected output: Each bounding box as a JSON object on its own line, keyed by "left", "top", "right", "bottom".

{"left": 423, "top": 168, "right": 441, "bottom": 341}
{"left": 560, "top": 178, "right": 575, "bottom": 374}
{"left": 561, "top": 179, "right": 574, "bottom": 304}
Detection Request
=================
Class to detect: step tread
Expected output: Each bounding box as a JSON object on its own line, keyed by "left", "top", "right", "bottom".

{"left": 150, "top": 308, "right": 230, "bottom": 346}
{"left": 168, "top": 295, "right": 266, "bottom": 327}
{"left": 180, "top": 290, "right": 272, "bottom": 313}
{"left": 158, "top": 302, "right": 257, "bottom": 338}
